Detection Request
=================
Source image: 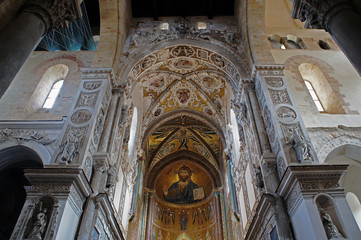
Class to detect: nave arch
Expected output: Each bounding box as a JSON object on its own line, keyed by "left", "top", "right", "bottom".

{"left": 121, "top": 43, "right": 242, "bottom": 239}
{"left": 0, "top": 145, "right": 44, "bottom": 239}
{"left": 323, "top": 143, "right": 361, "bottom": 230}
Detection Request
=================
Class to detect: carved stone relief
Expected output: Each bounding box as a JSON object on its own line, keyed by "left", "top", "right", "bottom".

{"left": 269, "top": 89, "right": 291, "bottom": 106}
{"left": 265, "top": 77, "right": 284, "bottom": 88}
{"left": 59, "top": 125, "right": 89, "bottom": 164}
{"left": 263, "top": 106, "right": 275, "bottom": 144}
{"left": 280, "top": 123, "right": 302, "bottom": 143}
{"left": 287, "top": 130, "right": 313, "bottom": 163}
{"left": 254, "top": 81, "right": 267, "bottom": 113}
{"left": 0, "top": 129, "right": 56, "bottom": 145}
{"left": 118, "top": 179, "right": 127, "bottom": 219}
{"left": 71, "top": 109, "right": 92, "bottom": 125}
{"left": 93, "top": 109, "right": 105, "bottom": 145}
{"left": 76, "top": 91, "right": 99, "bottom": 109}
{"left": 83, "top": 156, "right": 92, "bottom": 180}
{"left": 125, "top": 19, "right": 248, "bottom": 68}
{"left": 83, "top": 81, "right": 102, "bottom": 91}
{"left": 128, "top": 45, "right": 242, "bottom": 84}
{"left": 307, "top": 126, "right": 361, "bottom": 163}
{"left": 24, "top": 196, "right": 54, "bottom": 240}
{"left": 276, "top": 157, "right": 286, "bottom": 179}
{"left": 105, "top": 166, "right": 117, "bottom": 201}
{"left": 277, "top": 106, "right": 296, "bottom": 121}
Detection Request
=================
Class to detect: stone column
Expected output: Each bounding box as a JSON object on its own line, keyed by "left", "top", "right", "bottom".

{"left": 98, "top": 93, "right": 120, "bottom": 153}
{"left": 226, "top": 156, "right": 238, "bottom": 212}
{"left": 245, "top": 83, "right": 272, "bottom": 155}
{"left": 10, "top": 168, "right": 92, "bottom": 240}
{"left": 291, "top": 0, "right": 361, "bottom": 75}
{"left": 144, "top": 191, "right": 154, "bottom": 240}
{"left": 215, "top": 190, "right": 224, "bottom": 240}
{"left": 77, "top": 155, "right": 109, "bottom": 240}
{"left": 278, "top": 164, "right": 361, "bottom": 240}
{"left": 0, "top": 0, "right": 82, "bottom": 97}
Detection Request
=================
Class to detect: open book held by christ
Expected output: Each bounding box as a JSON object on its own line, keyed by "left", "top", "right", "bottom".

{"left": 193, "top": 187, "right": 205, "bottom": 201}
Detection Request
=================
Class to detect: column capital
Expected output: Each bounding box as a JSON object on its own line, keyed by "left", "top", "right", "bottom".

{"left": 93, "top": 153, "right": 110, "bottom": 172}
{"left": 243, "top": 82, "right": 255, "bottom": 93}
{"left": 277, "top": 164, "right": 348, "bottom": 213}
{"left": 22, "top": 0, "right": 82, "bottom": 33}
{"left": 291, "top": 0, "right": 352, "bottom": 30}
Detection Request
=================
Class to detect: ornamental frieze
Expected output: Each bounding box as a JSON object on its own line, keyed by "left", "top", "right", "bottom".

{"left": 0, "top": 128, "right": 56, "bottom": 145}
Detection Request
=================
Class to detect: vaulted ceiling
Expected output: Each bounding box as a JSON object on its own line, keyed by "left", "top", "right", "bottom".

{"left": 135, "top": 45, "right": 232, "bottom": 175}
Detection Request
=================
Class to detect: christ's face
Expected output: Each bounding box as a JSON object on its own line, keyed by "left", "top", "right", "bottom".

{"left": 179, "top": 169, "right": 190, "bottom": 182}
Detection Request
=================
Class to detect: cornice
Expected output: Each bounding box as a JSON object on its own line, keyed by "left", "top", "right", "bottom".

{"left": 251, "top": 64, "right": 285, "bottom": 80}
{"left": 24, "top": 168, "right": 93, "bottom": 197}
{"left": 277, "top": 164, "right": 348, "bottom": 214}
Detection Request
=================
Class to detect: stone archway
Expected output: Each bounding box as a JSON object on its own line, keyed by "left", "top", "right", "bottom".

{"left": 323, "top": 143, "right": 361, "bottom": 230}
{"left": 123, "top": 43, "right": 241, "bottom": 240}
{"left": 0, "top": 145, "right": 43, "bottom": 240}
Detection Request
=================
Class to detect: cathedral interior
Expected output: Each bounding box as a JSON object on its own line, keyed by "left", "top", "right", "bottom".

{"left": 0, "top": 0, "right": 361, "bottom": 239}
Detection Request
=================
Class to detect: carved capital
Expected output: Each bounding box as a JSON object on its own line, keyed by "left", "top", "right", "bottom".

{"left": 93, "top": 153, "right": 110, "bottom": 173}
{"left": 277, "top": 164, "right": 348, "bottom": 213}
{"left": 291, "top": 0, "right": 352, "bottom": 30}
{"left": 22, "top": 0, "right": 82, "bottom": 33}
{"left": 244, "top": 83, "right": 255, "bottom": 93}
{"left": 93, "top": 158, "right": 109, "bottom": 172}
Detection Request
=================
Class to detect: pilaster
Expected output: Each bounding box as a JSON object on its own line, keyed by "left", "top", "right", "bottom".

{"left": 11, "top": 168, "right": 92, "bottom": 240}
{"left": 93, "top": 194, "right": 124, "bottom": 240}
{"left": 52, "top": 68, "right": 113, "bottom": 181}
{"left": 252, "top": 64, "right": 318, "bottom": 179}
{"left": 277, "top": 164, "right": 361, "bottom": 240}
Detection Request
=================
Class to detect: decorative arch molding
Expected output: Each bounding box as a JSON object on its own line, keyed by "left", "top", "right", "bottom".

{"left": 118, "top": 41, "right": 251, "bottom": 85}
{"left": 0, "top": 144, "right": 44, "bottom": 171}
{"left": 284, "top": 55, "right": 337, "bottom": 85}
{"left": 141, "top": 108, "right": 226, "bottom": 150}
{"left": 141, "top": 75, "right": 227, "bottom": 129}
{"left": 317, "top": 136, "right": 361, "bottom": 163}
{"left": 146, "top": 150, "right": 222, "bottom": 189}
{"left": 284, "top": 55, "right": 350, "bottom": 114}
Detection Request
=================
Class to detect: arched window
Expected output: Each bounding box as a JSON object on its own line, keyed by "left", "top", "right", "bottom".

{"left": 128, "top": 107, "right": 138, "bottom": 163}
{"left": 304, "top": 80, "right": 324, "bottom": 112}
{"left": 346, "top": 192, "right": 361, "bottom": 230}
{"left": 159, "top": 22, "right": 169, "bottom": 30}
{"left": 42, "top": 80, "right": 64, "bottom": 108}
{"left": 230, "top": 109, "right": 240, "bottom": 161}
{"left": 197, "top": 21, "right": 207, "bottom": 30}
{"left": 269, "top": 34, "right": 285, "bottom": 49}
{"left": 299, "top": 63, "right": 345, "bottom": 114}
{"left": 269, "top": 34, "right": 306, "bottom": 49}
{"left": 28, "top": 64, "right": 68, "bottom": 112}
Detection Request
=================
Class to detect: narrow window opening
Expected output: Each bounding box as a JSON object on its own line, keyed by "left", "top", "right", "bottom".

{"left": 304, "top": 80, "right": 324, "bottom": 112}
{"left": 318, "top": 40, "right": 331, "bottom": 50}
{"left": 43, "top": 80, "right": 64, "bottom": 109}
{"left": 197, "top": 22, "right": 207, "bottom": 30}
{"left": 159, "top": 22, "right": 169, "bottom": 30}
